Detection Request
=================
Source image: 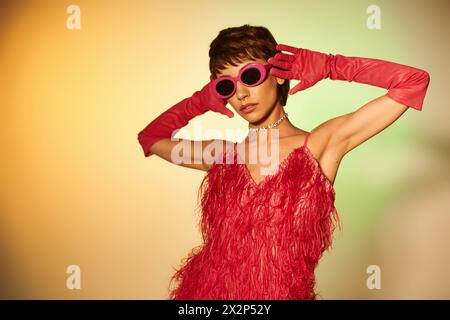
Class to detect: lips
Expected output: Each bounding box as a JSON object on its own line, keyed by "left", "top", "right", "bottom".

{"left": 240, "top": 103, "right": 258, "bottom": 113}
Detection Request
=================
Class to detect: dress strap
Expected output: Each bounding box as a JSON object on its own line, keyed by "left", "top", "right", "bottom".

{"left": 303, "top": 133, "right": 310, "bottom": 148}
{"left": 233, "top": 142, "right": 238, "bottom": 159}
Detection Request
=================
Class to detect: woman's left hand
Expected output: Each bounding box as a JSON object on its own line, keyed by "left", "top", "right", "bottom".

{"left": 268, "top": 43, "right": 333, "bottom": 95}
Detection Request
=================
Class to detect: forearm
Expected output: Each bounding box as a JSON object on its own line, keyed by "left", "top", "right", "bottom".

{"left": 137, "top": 79, "right": 232, "bottom": 158}
{"left": 137, "top": 95, "right": 207, "bottom": 157}
{"left": 327, "top": 54, "right": 430, "bottom": 111}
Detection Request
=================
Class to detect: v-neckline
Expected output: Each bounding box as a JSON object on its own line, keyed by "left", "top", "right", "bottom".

{"left": 238, "top": 145, "right": 307, "bottom": 188}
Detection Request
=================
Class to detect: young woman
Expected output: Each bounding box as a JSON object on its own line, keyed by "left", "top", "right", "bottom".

{"left": 137, "top": 25, "right": 430, "bottom": 300}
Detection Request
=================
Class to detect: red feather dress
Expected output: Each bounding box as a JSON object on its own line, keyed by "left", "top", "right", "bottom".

{"left": 168, "top": 133, "right": 340, "bottom": 299}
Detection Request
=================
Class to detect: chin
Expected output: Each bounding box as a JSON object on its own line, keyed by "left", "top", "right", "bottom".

{"left": 246, "top": 116, "right": 267, "bottom": 128}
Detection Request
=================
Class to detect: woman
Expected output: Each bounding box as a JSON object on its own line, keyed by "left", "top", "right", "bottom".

{"left": 137, "top": 25, "right": 430, "bottom": 299}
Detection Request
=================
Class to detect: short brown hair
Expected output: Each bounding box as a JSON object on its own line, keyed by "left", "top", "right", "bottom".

{"left": 209, "top": 24, "right": 290, "bottom": 106}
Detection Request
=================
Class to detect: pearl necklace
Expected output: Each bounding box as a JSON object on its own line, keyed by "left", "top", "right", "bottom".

{"left": 248, "top": 113, "right": 289, "bottom": 132}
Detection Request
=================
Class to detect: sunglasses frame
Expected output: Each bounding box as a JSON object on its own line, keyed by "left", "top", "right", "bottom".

{"left": 211, "top": 63, "right": 272, "bottom": 100}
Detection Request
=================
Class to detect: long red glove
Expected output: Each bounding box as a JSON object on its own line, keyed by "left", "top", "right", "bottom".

{"left": 137, "top": 76, "right": 234, "bottom": 157}
{"left": 268, "top": 43, "right": 430, "bottom": 111}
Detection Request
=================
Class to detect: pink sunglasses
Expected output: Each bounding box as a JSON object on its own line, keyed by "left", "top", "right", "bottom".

{"left": 210, "top": 63, "right": 272, "bottom": 99}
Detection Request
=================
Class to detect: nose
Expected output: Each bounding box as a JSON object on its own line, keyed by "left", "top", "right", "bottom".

{"left": 235, "top": 80, "right": 249, "bottom": 101}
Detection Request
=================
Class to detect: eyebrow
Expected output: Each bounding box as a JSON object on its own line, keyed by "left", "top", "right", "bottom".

{"left": 218, "top": 62, "right": 253, "bottom": 78}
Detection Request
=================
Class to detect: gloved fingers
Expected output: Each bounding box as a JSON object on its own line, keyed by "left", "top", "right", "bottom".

{"left": 289, "top": 82, "right": 304, "bottom": 95}
{"left": 225, "top": 107, "right": 235, "bottom": 118}
{"left": 273, "top": 52, "right": 296, "bottom": 63}
{"left": 212, "top": 105, "right": 234, "bottom": 118}
{"left": 268, "top": 57, "right": 291, "bottom": 71}
{"left": 222, "top": 108, "right": 235, "bottom": 118}
{"left": 269, "top": 67, "right": 291, "bottom": 79}
{"left": 289, "top": 78, "right": 319, "bottom": 95}
{"left": 276, "top": 43, "right": 301, "bottom": 54}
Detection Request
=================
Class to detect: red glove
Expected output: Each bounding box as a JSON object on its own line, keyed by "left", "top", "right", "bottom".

{"left": 137, "top": 76, "right": 234, "bottom": 157}
{"left": 268, "top": 43, "right": 430, "bottom": 111}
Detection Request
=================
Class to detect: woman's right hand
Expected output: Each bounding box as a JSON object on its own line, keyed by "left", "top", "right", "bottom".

{"left": 195, "top": 76, "right": 234, "bottom": 118}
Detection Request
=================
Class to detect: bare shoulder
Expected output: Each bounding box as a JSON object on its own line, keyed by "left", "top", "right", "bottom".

{"left": 277, "top": 127, "right": 327, "bottom": 159}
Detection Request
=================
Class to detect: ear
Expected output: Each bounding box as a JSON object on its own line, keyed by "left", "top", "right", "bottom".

{"left": 276, "top": 77, "right": 285, "bottom": 85}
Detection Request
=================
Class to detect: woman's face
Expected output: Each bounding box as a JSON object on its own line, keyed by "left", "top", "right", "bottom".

{"left": 215, "top": 58, "right": 285, "bottom": 123}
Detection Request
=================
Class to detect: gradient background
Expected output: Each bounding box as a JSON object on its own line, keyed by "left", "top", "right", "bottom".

{"left": 0, "top": 0, "right": 448, "bottom": 299}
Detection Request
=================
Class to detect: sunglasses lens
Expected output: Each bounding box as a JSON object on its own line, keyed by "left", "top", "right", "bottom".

{"left": 241, "top": 67, "right": 262, "bottom": 85}
{"left": 215, "top": 79, "right": 234, "bottom": 97}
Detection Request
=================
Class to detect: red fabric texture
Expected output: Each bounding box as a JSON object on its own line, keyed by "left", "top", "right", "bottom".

{"left": 269, "top": 44, "right": 430, "bottom": 111}
{"left": 327, "top": 54, "right": 430, "bottom": 111}
{"left": 168, "top": 134, "right": 340, "bottom": 300}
